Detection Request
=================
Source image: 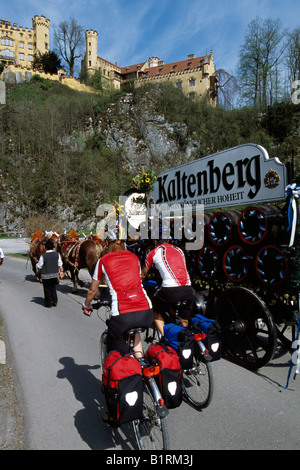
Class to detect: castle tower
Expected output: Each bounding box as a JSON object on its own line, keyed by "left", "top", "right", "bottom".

{"left": 32, "top": 15, "right": 50, "bottom": 55}
{"left": 148, "top": 57, "right": 160, "bottom": 68}
{"left": 85, "top": 30, "right": 98, "bottom": 71}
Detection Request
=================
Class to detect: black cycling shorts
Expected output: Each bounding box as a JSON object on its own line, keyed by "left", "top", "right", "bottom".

{"left": 107, "top": 308, "right": 153, "bottom": 355}
{"left": 153, "top": 286, "right": 194, "bottom": 320}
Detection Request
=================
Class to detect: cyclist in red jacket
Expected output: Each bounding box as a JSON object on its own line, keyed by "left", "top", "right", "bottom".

{"left": 83, "top": 229, "right": 153, "bottom": 357}
{"left": 142, "top": 239, "right": 194, "bottom": 335}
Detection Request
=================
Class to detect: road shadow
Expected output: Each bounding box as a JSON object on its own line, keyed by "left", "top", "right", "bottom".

{"left": 56, "top": 281, "right": 88, "bottom": 297}
{"left": 25, "top": 274, "right": 39, "bottom": 283}
{"left": 30, "top": 296, "right": 46, "bottom": 307}
{"left": 57, "top": 357, "right": 137, "bottom": 450}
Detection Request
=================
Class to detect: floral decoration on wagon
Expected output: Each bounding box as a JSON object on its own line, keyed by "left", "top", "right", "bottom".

{"left": 132, "top": 169, "right": 156, "bottom": 192}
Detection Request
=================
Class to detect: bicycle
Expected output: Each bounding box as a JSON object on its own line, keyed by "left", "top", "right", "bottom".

{"left": 143, "top": 281, "right": 214, "bottom": 409}
{"left": 93, "top": 298, "right": 170, "bottom": 450}
{"left": 170, "top": 300, "right": 214, "bottom": 409}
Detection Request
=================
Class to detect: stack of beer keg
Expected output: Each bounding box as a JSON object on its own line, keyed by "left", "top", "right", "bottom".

{"left": 192, "top": 204, "right": 293, "bottom": 288}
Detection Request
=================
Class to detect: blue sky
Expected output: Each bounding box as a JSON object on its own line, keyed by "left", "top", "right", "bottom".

{"left": 1, "top": 0, "right": 300, "bottom": 75}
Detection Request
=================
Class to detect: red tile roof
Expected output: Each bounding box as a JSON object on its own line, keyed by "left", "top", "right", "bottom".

{"left": 96, "top": 54, "right": 211, "bottom": 79}
{"left": 140, "top": 55, "right": 211, "bottom": 79}
{"left": 120, "top": 61, "right": 148, "bottom": 75}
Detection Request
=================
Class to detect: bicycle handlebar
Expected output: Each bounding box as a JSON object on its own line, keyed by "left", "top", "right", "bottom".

{"left": 92, "top": 299, "right": 111, "bottom": 309}
{"left": 82, "top": 298, "right": 111, "bottom": 317}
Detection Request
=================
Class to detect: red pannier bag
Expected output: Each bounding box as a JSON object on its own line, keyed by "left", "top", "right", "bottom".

{"left": 145, "top": 343, "right": 182, "bottom": 409}
{"left": 102, "top": 351, "right": 143, "bottom": 426}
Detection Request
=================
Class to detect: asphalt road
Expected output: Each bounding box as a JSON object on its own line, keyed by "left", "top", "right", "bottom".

{"left": 0, "top": 255, "right": 300, "bottom": 451}
{"left": 0, "top": 237, "right": 30, "bottom": 254}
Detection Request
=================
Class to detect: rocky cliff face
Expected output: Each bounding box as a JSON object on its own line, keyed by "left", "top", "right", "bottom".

{"left": 96, "top": 90, "right": 200, "bottom": 173}
{"left": 0, "top": 87, "right": 201, "bottom": 235}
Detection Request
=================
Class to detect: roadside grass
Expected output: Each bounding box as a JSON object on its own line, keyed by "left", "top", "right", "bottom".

{"left": 6, "top": 253, "right": 28, "bottom": 259}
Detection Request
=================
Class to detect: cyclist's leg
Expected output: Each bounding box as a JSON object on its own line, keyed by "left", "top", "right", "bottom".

{"left": 130, "top": 309, "right": 154, "bottom": 357}
{"left": 106, "top": 315, "right": 130, "bottom": 355}
{"left": 152, "top": 289, "right": 171, "bottom": 335}
{"left": 178, "top": 316, "right": 189, "bottom": 328}
{"left": 153, "top": 311, "right": 165, "bottom": 336}
{"left": 133, "top": 332, "right": 143, "bottom": 358}
{"left": 176, "top": 286, "right": 194, "bottom": 328}
{"left": 107, "top": 309, "right": 153, "bottom": 355}
{"left": 100, "top": 330, "right": 108, "bottom": 369}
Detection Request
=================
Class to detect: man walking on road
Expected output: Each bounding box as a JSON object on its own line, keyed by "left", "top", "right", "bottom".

{"left": 36, "top": 239, "right": 64, "bottom": 308}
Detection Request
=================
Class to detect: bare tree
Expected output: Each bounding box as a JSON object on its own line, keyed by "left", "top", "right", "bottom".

{"left": 53, "top": 18, "right": 85, "bottom": 77}
{"left": 285, "top": 27, "right": 300, "bottom": 96}
{"left": 238, "top": 17, "right": 287, "bottom": 107}
{"left": 215, "top": 69, "right": 239, "bottom": 109}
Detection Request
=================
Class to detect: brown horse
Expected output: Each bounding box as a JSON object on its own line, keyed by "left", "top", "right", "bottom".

{"left": 29, "top": 231, "right": 62, "bottom": 280}
{"left": 61, "top": 239, "right": 105, "bottom": 293}
{"left": 29, "top": 233, "right": 46, "bottom": 280}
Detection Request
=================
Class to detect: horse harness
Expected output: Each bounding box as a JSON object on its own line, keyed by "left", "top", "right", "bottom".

{"left": 62, "top": 239, "right": 105, "bottom": 272}
{"left": 62, "top": 240, "right": 81, "bottom": 271}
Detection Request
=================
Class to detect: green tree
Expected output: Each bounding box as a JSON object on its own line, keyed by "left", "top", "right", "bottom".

{"left": 32, "top": 51, "right": 61, "bottom": 74}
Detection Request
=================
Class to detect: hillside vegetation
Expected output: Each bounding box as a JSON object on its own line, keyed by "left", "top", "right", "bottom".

{"left": 0, "top": 76, "right": 299, "bottom": 234}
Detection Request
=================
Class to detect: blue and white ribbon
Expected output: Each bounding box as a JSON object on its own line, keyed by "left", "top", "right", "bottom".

{"left": 285, "top": 183, "right": 300, "bottom": 247}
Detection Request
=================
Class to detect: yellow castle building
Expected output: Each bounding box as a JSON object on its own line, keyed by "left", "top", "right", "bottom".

{"left": 83, "top": 29, "right": 218, "bottom": 105}
{"left": 0, "top": 15, "right": 50, "bottom": 68}
{"left": 0, "top": 14, "right": 218, "bottom": 105}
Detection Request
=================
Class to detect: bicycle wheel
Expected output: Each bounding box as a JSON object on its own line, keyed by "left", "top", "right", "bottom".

{"left": 182, "top": 352, "right": 214, "bottom": 409}
{"left": 99, "top": 330, "right": 108, "bottom": 369}
{"left": 132, "top": 381, "right": 170, "bottom": 450}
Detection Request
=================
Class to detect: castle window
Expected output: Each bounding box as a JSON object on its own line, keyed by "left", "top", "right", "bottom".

{"left": 19, "top": 53, "right": 24, "bottom": 60}
{"left": 1, "top": 49, "right": 14, "bottom": 58}
{"left": 29, "top": 55, "right": 33, "bottom": 62}
{"left": 19, "top": 42, "right": 24, "bottom": 48}
{"left": 1, "top": 38, "right": 13, "bottom": 46}
{"left": 28, "top": 43, "right": 33, "bottom": 50}
{"left": 176, "top": 80, "right": 182, "bottom": 89}
{"left": 189, "top": 78, "right": 195, "bottom": 86}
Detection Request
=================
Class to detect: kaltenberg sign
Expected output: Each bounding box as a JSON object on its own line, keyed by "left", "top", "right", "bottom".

{"left": 147, "top": 144, "right": 287, "bottom": 210}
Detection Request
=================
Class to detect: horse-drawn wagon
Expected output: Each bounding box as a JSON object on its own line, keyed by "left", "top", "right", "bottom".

{"left": 124, "top": 144, "right": 300, "bottom": 372}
